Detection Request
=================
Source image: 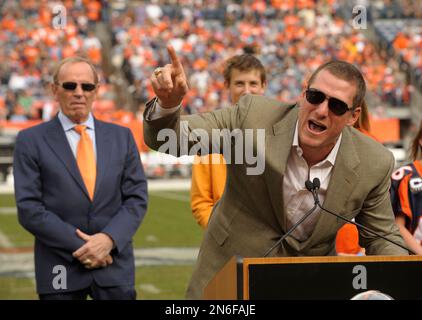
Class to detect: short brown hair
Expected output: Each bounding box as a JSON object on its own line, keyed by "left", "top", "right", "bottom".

{"left": 307, "top": 60, "right": 366, "bottom": 110}
{"left": 52, "top": 56, "right": 99, "bottom": 84}
{"left": 411, "top": 120, "right": 422, "bottom": 161}
{"left": 223, "top": 54, "right": 266, "bottom": 85}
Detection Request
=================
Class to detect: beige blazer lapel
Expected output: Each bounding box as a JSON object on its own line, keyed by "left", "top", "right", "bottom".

{"left": 263, "top": 106, "right": 298, "bottom": 232}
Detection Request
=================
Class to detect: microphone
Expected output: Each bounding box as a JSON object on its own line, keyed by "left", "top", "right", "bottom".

{"left": 309, "top": 177, "right": 413, "bottom": 255}
{"left": 313, "top": 177, "right": 320, "bottom": 189}
{"left": 306, "top": 178, "right": 319, "bottom": 205}
{"left": 263, "top": 183, "right": 320, "bottom": 257}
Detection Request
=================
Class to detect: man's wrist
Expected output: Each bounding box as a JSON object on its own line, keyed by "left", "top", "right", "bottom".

{"left": 101, "top": 232, "right": 116, "bottom": 250}
{"left": 155, "top": 98, "right": 181, "bottom": 112}
{"left": 146, "top": 97, "right": 181, "bottom": 121}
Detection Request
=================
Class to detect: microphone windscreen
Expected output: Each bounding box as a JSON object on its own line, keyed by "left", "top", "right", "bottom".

{"left": 305, "top": 180, "right": 314, "bottom": 191}
{"left": 313, "top": 178, "right": 321, "bottom": 189}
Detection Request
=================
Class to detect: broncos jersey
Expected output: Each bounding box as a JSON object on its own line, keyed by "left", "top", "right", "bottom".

{"left": 390, "top": 160, "right": 422, "bottom": 243}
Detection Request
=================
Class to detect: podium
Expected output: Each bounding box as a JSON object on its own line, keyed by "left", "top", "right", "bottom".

{"left": 203, "top": 255, "right": 422, "bottom": 300}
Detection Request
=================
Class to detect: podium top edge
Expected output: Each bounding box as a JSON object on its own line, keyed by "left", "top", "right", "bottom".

{"left": 240, "top": 255, "right": 421, "bottom": 265}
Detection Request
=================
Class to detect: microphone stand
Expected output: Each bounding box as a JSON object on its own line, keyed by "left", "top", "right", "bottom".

{"left": 310, "top": 178, "right": 414, "bottom": 255}
{"left": 263, "top": 202, "right": 318, "bottom": 257}
{"left": 263, "top": 178, "right": 413, "bottom": 258}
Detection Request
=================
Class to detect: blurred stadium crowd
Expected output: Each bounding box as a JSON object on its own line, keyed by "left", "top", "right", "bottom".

{"left": 0, "top": 0, "right": 421, "bottom": 180}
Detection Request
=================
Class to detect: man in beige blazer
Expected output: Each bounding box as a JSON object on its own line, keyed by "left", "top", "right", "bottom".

{"left": 144, "top": 46, "right": 408, "bottom": 299}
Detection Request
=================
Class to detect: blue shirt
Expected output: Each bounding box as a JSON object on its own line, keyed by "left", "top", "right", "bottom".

{"left": 58, "top": 111, "right": 97, "bottom": 161}
{"left": 390, "top": 161, "right": 422, "bottom": 238}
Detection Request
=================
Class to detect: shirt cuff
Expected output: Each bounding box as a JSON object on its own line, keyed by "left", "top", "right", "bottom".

{"left": 147, "top": 98, "right": 181, "bottom": 121}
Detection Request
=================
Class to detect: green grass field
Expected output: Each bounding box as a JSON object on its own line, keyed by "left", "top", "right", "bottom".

{"left": 0, "top": 190, "right": 203, "bottom": 299}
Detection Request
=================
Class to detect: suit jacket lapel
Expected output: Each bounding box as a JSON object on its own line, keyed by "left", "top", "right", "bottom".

{"left": 93, "top": 119, "right": 111, "bottom": 202}
{"left": 264, "top": 106, "right": 298, "bottom": 232}
{"left": 44, "top": 116, "right": 89, "bottom": 197}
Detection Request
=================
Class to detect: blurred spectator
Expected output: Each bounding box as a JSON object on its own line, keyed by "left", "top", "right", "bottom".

{"left": 190, "top": 53, "right": 267, "bottom": 229}
{"left": 9, "top": 104, "right": 29, "bottom": 123}
{"left": 110, "top": 0, "right": 411, "bottom": 114}
{"left": 1, "top": 0, "right": 414, "bottom": 124}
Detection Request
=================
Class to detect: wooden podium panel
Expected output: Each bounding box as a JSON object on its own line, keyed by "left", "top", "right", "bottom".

{"left": 204, "top": 255, "right": 422, "bottom": 300}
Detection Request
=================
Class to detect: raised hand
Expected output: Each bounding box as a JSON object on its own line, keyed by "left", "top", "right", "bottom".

{"left": 151, "top": 45, "right": 189, "bottom": 108}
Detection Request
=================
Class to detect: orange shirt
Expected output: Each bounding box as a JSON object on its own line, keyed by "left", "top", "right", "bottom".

{"left": 190, "top": 154, "right": 226, "bottom": 229}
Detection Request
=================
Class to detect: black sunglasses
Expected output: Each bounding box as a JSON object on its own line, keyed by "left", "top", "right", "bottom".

{"left": 305, "top": 88, "right": 351, "bottom": 116}
{"left": 58, "top": 82, "right": 97, "bottom": 92}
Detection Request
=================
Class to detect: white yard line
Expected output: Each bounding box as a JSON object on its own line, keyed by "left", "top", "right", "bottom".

{"left": 0, "top": 184, "right": 13, "bottom": 194}
{"left": 0, "top": 247, "right": 199, "bottom": 275}
{"left": 0, "top": 207, "right": 16, "bottom": 215}
{"left": 0, "top": 231, "right": 13, "bottom": 248}
{"left": 147, "top": 179, "right": 190, "bottom": 191}
{"left": 0, "top": 179, "right": 191, "bottom": 195}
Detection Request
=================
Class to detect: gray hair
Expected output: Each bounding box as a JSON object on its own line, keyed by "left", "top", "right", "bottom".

{"left": 52, "top": 56, "right": 99, "bottom": 84}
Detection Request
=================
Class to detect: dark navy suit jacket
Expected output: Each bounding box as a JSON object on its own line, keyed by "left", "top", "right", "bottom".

{"left": 13, "top": 116, "right": 148, "bottom": 294}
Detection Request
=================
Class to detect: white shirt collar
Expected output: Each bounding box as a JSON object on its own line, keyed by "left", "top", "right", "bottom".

{"left": 58, "top": 111, "right": 95, "bottom": 132}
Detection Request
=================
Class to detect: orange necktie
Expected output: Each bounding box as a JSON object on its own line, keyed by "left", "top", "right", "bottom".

{"left": 74, "top": 125, "right": 96, "bottom": 201}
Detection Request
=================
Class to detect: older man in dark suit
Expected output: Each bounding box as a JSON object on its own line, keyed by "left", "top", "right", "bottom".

{"left": 13, "top": 57, "right": 148, "bottom": 300}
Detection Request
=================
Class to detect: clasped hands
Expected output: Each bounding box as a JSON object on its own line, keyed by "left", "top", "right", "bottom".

{"left": 72, "top": 229, "right": 114, "bottom": 269}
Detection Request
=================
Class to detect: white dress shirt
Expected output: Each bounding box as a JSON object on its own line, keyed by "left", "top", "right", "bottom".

{"left": 283, "top": 122, "right": 342, "bottom": 241}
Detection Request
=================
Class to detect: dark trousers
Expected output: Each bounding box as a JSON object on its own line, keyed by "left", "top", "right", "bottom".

{"left": 39, "top": 282, "right": 136, "bottom": 300}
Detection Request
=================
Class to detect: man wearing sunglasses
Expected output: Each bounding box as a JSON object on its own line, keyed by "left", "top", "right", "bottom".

{"left": 144, "top": 46, "right": 408, "bottom": 299}
{"left": 13, "top": 57, "right": 148, "bottom": 300}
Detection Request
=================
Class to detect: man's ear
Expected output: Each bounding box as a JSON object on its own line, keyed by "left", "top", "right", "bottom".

{"left": 347, "top": 107, "right": 361, "bottom": 126}
{"left": 300, "top": 87, "right": 307, "bottom": 99}
{"left": 50, "top": 83, "right": 57, "bottom": 96}
{"left": 92, "top": 84, "right": 99, "bottom": 99}
{"left": 224, "top": 80, "right": 230, "bottom": 89}
{"left": 302, "top": 73, "right": 311, "bottom": 91}
{"left": 261, "top": 81, "right": 267, "bottom": 91}
{"left": 256, "top": 81, "right": 267, "bottom": 96}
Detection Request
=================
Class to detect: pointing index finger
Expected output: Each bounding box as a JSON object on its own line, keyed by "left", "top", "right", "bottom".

{"left": 167, "top": 45, "right": 182, "bottom": 70}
